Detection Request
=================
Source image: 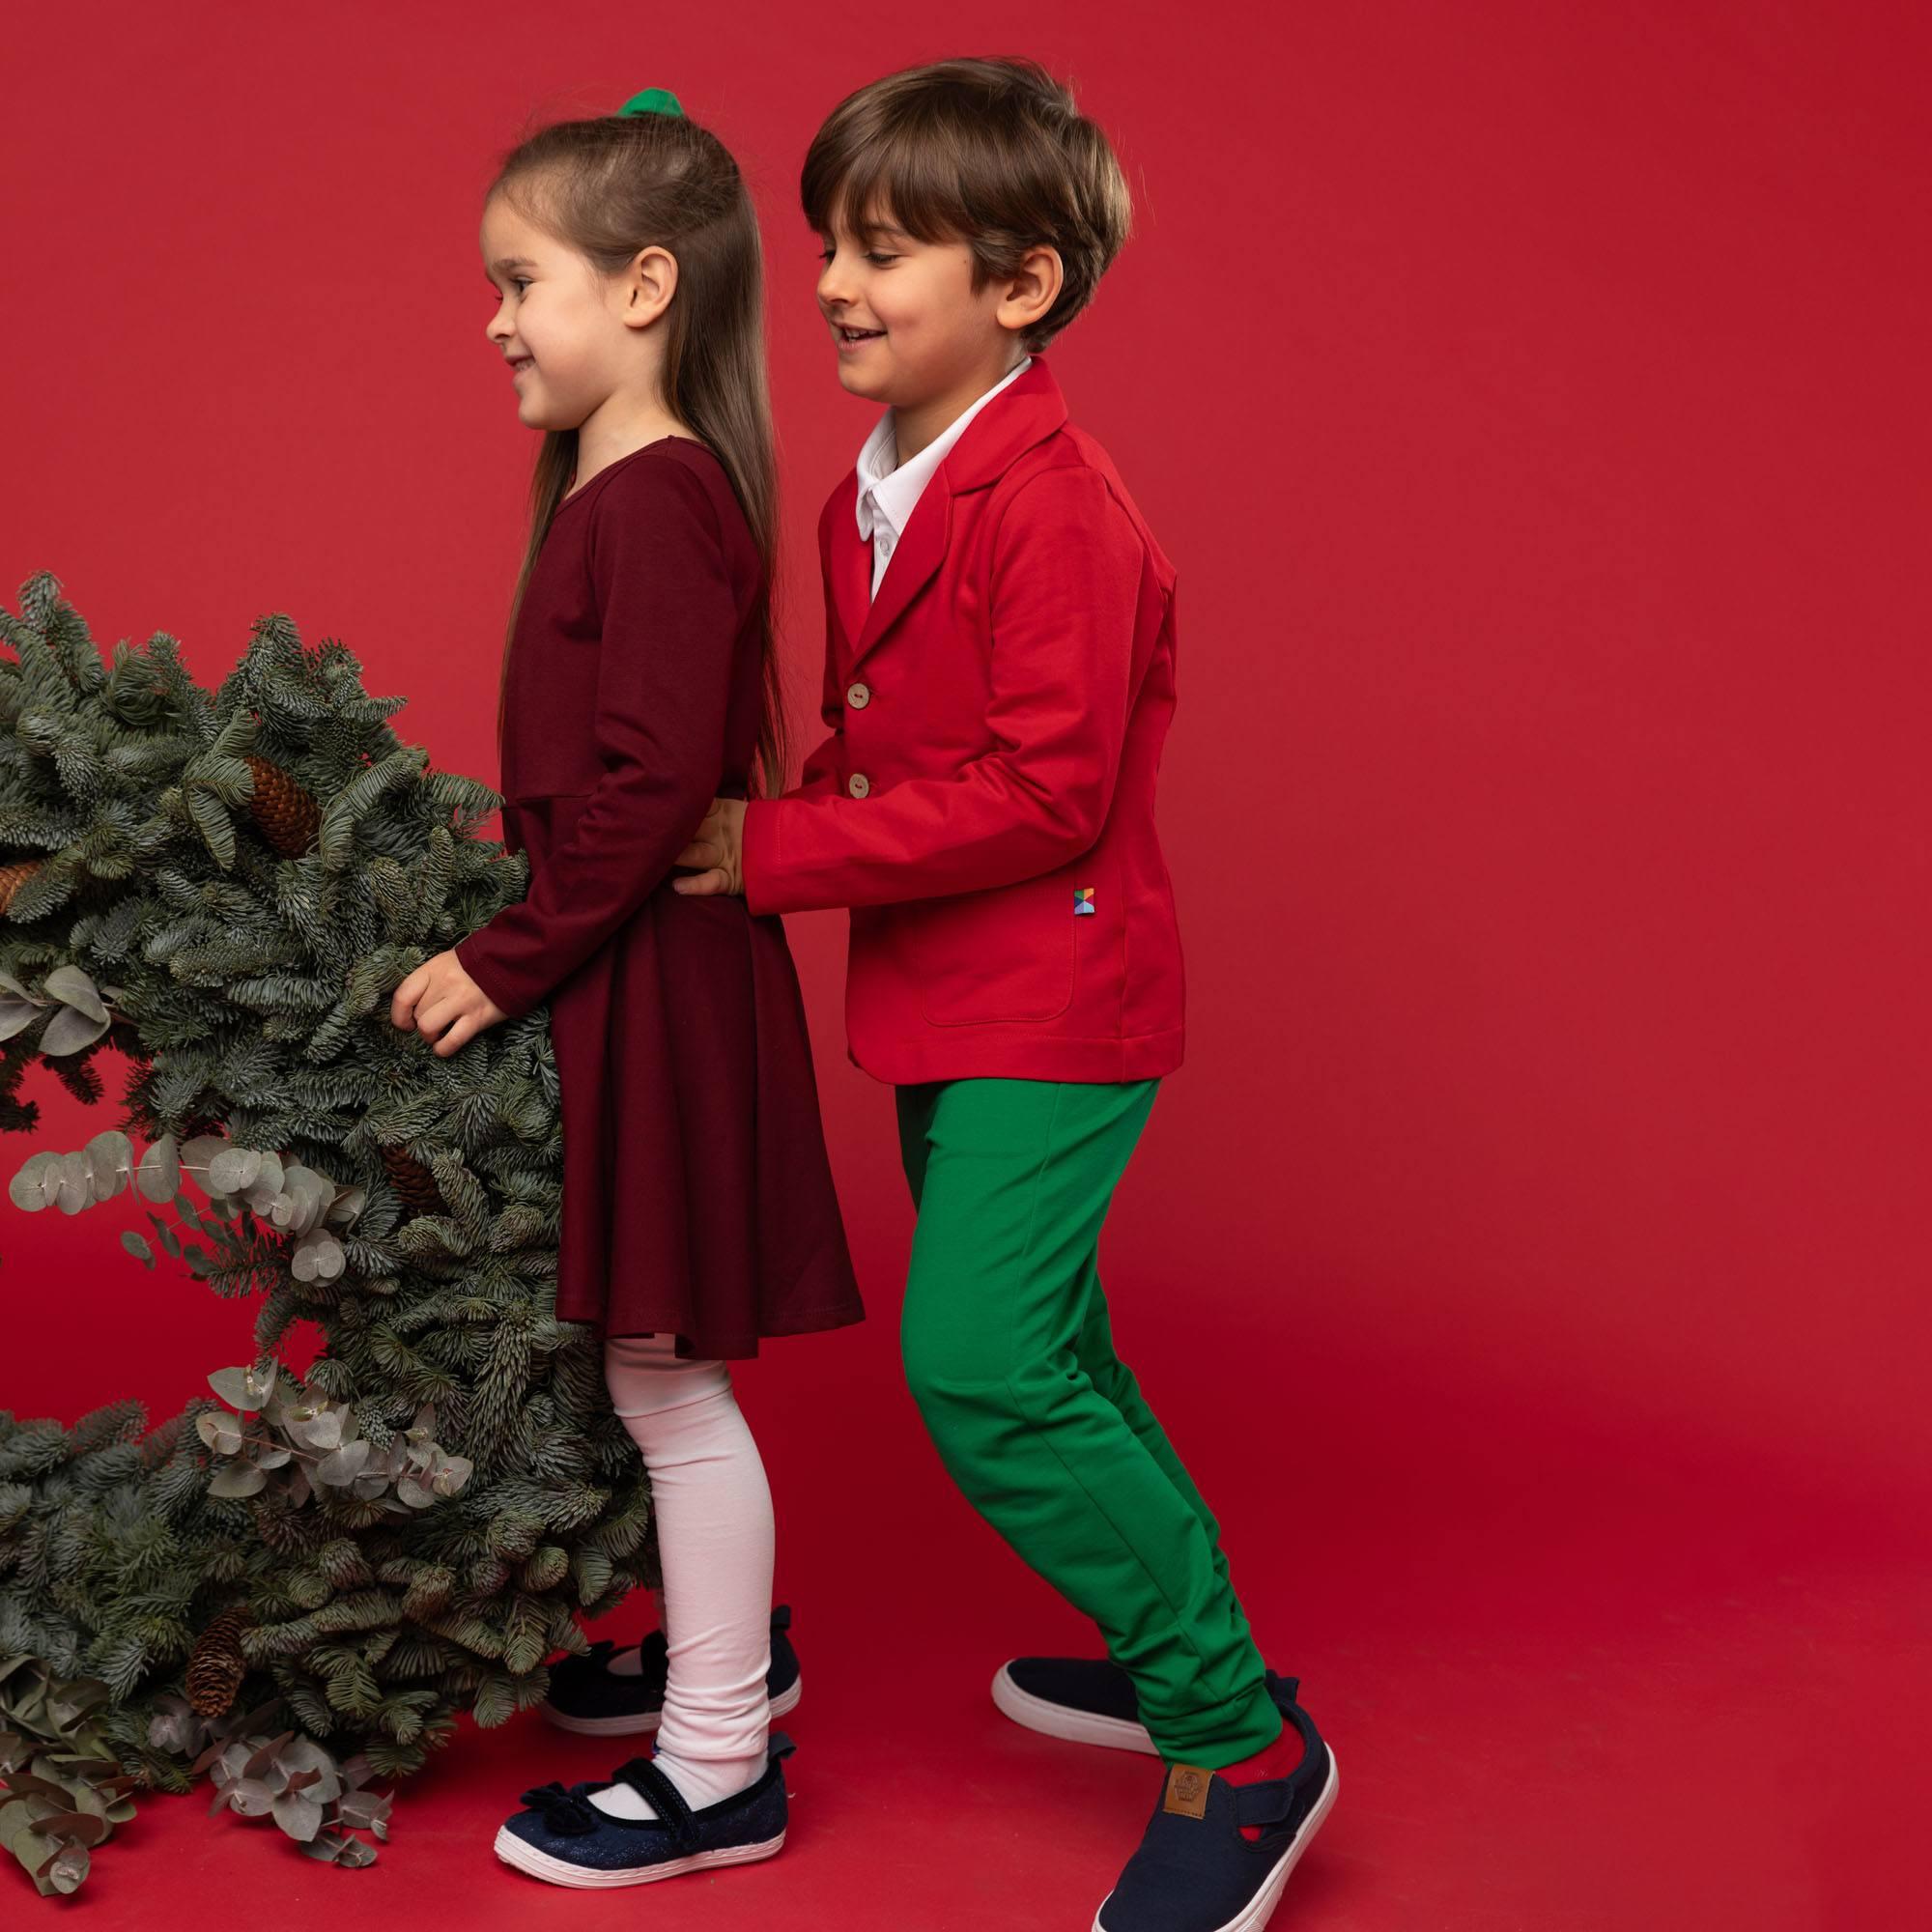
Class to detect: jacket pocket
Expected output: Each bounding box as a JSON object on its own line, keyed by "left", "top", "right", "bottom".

{"left": 911, "top": 868, "right": 1078, "bottom": 1027}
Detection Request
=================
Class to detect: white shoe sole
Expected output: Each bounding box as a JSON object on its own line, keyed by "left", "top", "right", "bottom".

{"left": 991, "top": 1661, "right": 1159, "bottom": 1754}
{"left": 1090, "top": 1748, "right": 1340, "bottom": 1932}
{"left": 493, "top": 1823, "right": 785, "bottom": 1888}
{"left": 542, "top": 1672, "right": 802, "bottom": 1737}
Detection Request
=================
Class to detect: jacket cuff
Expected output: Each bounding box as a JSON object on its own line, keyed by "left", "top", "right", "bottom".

{"left": 741, "top": 799, "right": 787, "bottom": 916}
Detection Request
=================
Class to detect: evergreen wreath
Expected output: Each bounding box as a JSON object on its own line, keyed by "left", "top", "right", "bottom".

{"left": 0, "top": 572, "right": 653, "bottom": 1894}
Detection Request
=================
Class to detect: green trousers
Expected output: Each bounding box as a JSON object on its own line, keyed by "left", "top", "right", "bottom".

{"left": 895, "top": 1075, "right": 1281, "bottom": 1767}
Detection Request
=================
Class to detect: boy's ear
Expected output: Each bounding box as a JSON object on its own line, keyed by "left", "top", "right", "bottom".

{"left": 998, "top": 243, "right": 1064, "bottom": 333}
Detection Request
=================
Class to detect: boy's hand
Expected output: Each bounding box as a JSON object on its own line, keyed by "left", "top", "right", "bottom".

{"left": 389, "top": 951, "right": 509, "bottom": 1055}
{"left": 672, "top": 798, "right": 747, "bottom": 896}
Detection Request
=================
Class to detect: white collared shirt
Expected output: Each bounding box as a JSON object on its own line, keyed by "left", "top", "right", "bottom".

{"left": 853, "top": 357, "right": 1033, "bottom": 597}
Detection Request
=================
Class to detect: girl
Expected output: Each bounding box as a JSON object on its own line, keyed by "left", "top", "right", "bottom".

{"left": 388, "top": 84, "right": 864, "bottom": 1889}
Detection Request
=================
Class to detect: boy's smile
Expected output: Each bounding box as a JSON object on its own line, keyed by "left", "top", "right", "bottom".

{"left": 814, "top": 191, "right": 1061, "bottom": 461}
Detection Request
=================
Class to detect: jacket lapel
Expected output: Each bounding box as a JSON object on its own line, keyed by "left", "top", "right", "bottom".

{"left": 852, "top": 481, "right": 950, "bottom": 665}
{"left": 832, "top": 355, "right": 1072, "bottom": 678}
{"left": 824, "top": 472, "right": 870, "bottom": 673}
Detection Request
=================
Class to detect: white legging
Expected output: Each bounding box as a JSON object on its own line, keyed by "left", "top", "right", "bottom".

{"left": 602, "top": 1333, "right": 775, "bottom": 1771}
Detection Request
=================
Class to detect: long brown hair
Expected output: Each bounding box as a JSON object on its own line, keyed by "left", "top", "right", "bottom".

{"left": 484, "top": 104, "right": 789, "bottom": 797}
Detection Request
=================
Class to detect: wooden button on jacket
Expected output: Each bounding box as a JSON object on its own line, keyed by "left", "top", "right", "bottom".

{"left": 741, "top": 355, "right": 1186, "bottom": 1085}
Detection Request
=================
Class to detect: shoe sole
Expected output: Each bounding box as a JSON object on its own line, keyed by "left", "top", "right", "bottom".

{"left": 991, "top": 1662, "right": 1159, "bottom": 1755}
{"left": 541, "top": 1673, "right": 802, "bottom": 1737}
{"left": 493, "top": 1824, "right": 785, "bottom": 1888}
{"left": 1090, "top": 1748, "right": 1341, "bottom": 1932}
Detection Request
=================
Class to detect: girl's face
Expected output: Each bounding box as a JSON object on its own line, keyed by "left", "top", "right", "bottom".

{"left": 814, "top": 192, "right": 1051, "bottom": 412}
{"left": 481, "top": 193, "right": 668, "bottom": 434}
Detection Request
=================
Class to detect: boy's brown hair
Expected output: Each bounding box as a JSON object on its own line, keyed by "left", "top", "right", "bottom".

{"left": 801, "top": 57, "right": 1135, "bottom": 354}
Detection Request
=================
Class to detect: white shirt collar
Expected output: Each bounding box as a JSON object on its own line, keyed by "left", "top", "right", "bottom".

{"left": 853, "top": 356, "right": 1034, "bottom": 549}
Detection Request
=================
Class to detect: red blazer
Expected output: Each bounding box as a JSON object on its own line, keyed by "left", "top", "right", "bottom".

{"left": 742, "top": 355, "right": 1185, "bottom": 1085}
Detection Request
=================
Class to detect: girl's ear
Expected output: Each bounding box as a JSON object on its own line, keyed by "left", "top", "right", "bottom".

{"left": 623, "top": 244, "right": 680, "bottom": 327}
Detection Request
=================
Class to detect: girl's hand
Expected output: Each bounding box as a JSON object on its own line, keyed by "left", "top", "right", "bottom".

{"left": 672, "top": 798, "right": 747, "bottom": 896}
{"left": 389, "top": 950, "right": 509, "bottom": 1055}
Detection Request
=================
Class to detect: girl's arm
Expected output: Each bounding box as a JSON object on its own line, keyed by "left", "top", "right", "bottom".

{"left": 454, "top": 458, "right": 736, "bottom": 1019}
{"left": 741, "top": 464, "right": 1144, "bottom": 915}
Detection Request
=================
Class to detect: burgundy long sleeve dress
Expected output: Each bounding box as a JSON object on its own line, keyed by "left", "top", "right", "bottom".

{"left": 454, "top": 435, "right": 864, "bottom": 1360}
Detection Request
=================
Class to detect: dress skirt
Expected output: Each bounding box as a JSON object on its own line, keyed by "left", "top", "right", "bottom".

{"left": 506, "top": 798, "right": 865, "bottom": 1360}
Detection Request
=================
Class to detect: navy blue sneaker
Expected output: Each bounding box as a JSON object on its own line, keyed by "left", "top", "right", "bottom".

{"left": 544, "top": 1604, "right": 802, "bottom": 1736}
{"left": 494, "top": 1733, "right": 797, "bottom": 1887}
{"left": 993, "top": 1655, "right": 1157, "bottom": 1754}
{"left": 1093, "top": 1677, "right": 1338, "bottom": 1932}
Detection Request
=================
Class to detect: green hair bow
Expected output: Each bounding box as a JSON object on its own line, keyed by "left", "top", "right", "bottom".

{"left": 617, "top": 87, "right": 685, "bottom": 119}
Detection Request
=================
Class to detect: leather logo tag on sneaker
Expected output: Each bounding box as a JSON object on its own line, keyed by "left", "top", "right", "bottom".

{"left": 1163, "top": 1764, "right": 1211, "bottom": 1819}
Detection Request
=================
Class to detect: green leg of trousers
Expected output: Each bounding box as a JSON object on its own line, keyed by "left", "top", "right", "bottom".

{"left": 895, "top": 1076, "right": 1282, "bottom": 1767}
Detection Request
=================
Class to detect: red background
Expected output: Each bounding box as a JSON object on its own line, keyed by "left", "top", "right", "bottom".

{"left": 4, "top": 4, "right": 1924, "bottom": 1926}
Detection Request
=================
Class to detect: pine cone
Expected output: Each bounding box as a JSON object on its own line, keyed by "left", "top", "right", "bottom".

{"left": 242, "top": 754, "right": 321, "bottom": 859}
{"left": 0, "top": 859, "right": 43, "bottom": 916}
{"left": 185, "top": 1605, "right": 254, "bottom": 1718}
{"left": 381, "top": 1144, "right": 445, "bottom": 1214}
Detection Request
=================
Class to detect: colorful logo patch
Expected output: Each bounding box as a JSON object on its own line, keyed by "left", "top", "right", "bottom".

{"left": 1074, "top": 887, "right": 1095, "bottom": 916}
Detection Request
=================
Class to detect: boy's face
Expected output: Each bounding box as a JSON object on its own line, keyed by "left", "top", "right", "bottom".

{"left": 814, "top": 193, "right": 1030, "bottom": 411}
{"left": 481, "top": 193, "right": 637, "bottom": 433}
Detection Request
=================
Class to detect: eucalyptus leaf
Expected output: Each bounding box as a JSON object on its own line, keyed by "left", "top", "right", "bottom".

{"left": 292, "top": 1229, "right": 345, "bottom": 1282}
{"left": 271, "top": 1789, "right": 324, "bottom": 1840}
{"left": 8, "top": 1151, "right": 60, "bottom": 1212}
{"left": 39, "top": 1837, "right": 90, "bottom": 1892}
{"left": 315, "top": 1438, "right": 371, "bottom": 1487}
{"left": 431, "top": 1455, "right": 473, "bottom": 1498}
{"left": 224, "top": 1776, "right": 276, "bottom": 1817}
{"left": 208, "top": 1463, "right": 267, "bottom": 1499}
{"left": 178, "top": 1136, "right": 227, "bottom": 1190}
{"left": 39, "top": 1004, "right": 111, "bottom": 1056}
{"left": 84, "top": 1130, "right": 130, "bottom": 1197}
{"left": 294, "top": 1407, "right": 343, "bottom": 1452}
{"left": 0, "top": 995, "right": 42, "bottom": 1041}
{"left": 135, "top": 1136, "right": 181, "bottom": 1202}
{"left": 120, "top": 1229, "right": 155, "bottom": 1267}
{"left": 208, "top": 1364, "right": 274, "bottom": 1412}
{"left": 55, "top": 1151, "right": 94, "bottom": 1214}
{"left": 206, "top": 1147, "right": 262, "bottom": 1195}
{"left": 41, "top": 965, "right": 107, "bottom": 1021}
{"left": 326, "top": 1183, "right": 367, "bottom": 1228}
{"left": 194, "top": 1412, "right": 242, "bottom": 1456}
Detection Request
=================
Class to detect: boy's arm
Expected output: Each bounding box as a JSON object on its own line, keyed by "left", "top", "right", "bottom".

{"left": 743, "top": 465, "right": 1143, "bottom": 916}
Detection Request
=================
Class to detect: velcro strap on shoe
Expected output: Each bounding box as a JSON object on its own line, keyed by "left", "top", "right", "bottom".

{"left": 1234, "top": 1777, "right": 1297, "bottom": 1831}
{"left": 611, "top": 1755, "right": 700, "bottom": 1852}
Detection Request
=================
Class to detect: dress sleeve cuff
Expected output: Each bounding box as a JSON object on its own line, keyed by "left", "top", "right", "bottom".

{"left": 452, "top": 932, "right": 537, "bottom": 1021}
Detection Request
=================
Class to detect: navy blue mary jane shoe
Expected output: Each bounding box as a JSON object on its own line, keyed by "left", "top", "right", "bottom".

{"left": 493, "top": 1733, "right": 796, "bottom": 1888}
{"left": 543, "top": 1602, "right": 803, "bottom": 1736}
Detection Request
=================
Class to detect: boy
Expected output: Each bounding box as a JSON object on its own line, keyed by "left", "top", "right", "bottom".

{"left": 675, "top": 57, "right": 1338, "bottom": 1931}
